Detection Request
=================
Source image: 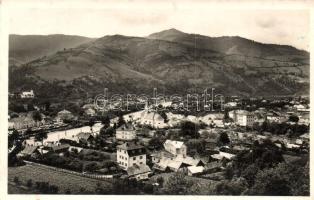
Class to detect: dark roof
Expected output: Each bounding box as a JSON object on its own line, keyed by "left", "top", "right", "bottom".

{"left": 51, "top": 144, "right": 70, "bottom": 151}
{"left": 127, "top": 164, "right": 151, "bottom": 176}
{"left": 20, "top": 146, "right": 38, "bottom": 155}
{"left": 117, "top": 142, "right": 144, "bottom": 151}
{"left": 128, "top": 148, "right": 146, "bottom": 157}
{"left": 77, "top": 132, "right": 94, "bottom": 140}
{"left": 116, "top": 123, "right": 135, "bottom": 131}
{"left": 151, "top": 150, "right": 175, "bottom": 159}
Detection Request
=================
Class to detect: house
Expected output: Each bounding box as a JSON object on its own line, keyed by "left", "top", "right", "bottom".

{"left": 286, "top": 143, "right": 300, "bottom": 149}
{"left": 43, "top": 143, "right": 71, "bottom": 154}
{"left": 23, "top": 137, "right": 43, "bottom": 147}
{"left": 200, "top": 113, "right": 225, "bottom": 127}
{"left": 299, "top": 133, "right": 309, "bottom": 143}
{"left": 116, "top": 142, "right": 146, "bottom": 170}
{"left": 84, "top": 108, "right": 96, "bottom": 117}
{"left": 140, "top": 110, "right": 168, "bottom": 128}
{"left": 68, "top": 146, "right": 84, "bottom": 153}
{"left": 164, "top": 140, "right": 187, "bottom": 157}
{"left": 116, "top": 123, "right": 136, "bottom": 141}
{"left": 211, "top": 151, "right": 235, "bottom": 161}
{"left": 150, "top": 150, "right": 175, "bottom": 164}
{"left": 56, "top": 109, "right": 75, "bottom": 122}
{"left": 127, "top": 164, "right": 151, "bottom": 180}
{"left": 205, "top": 161, "right": 222, "bottom": 173}
{"left": 187, "top": 166, "right": 205, "bottom": 176}
{"left": 76, "top": 132, "right": 94, "bottom": 144}
{"left": 20, "top": 90, "right": 35, "bottom": 98}
{"left": 224, "top": 102, "right": 237, "bottom": 108}
{"left": 153, "top": 155, "right": 204, "bottom": 172}
{"left": 17, "top": 146, "right": 40, "bottom": 158}
{"left": 9, "top": 112, "right": 46, "bottom": 130}
{"left": 228, "top": 110, "right": 256, "bottom": 127}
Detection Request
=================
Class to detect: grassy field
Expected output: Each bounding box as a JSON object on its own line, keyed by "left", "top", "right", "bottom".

{"left": 8, "top": 164, "right": 112, "bottom": 194}
{"left": 150, "top": 172, "right": 218, "bottom": 195}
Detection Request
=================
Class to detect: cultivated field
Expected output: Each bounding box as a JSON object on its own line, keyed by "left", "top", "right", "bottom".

{"left": 8, "top": 164, "right": 112, "bottom": 194}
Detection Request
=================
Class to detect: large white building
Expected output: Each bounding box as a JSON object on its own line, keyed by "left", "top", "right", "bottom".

{"left": 116, "top": 142, "right": 147, "bottom": 170}
{"left": 116, "top": 123, "right": 136, "bottom": 141}
{"left": 229, "top": 110, "right": 256, "bottom": 127}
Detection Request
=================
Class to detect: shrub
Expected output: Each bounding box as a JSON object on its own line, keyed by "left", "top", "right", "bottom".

{"left": 26, "top": 179, "right": 33, "bottom": 188}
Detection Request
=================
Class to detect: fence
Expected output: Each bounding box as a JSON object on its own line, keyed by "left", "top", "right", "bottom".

{"left": 23, "top": 160, "right": 115, "bottom": 180}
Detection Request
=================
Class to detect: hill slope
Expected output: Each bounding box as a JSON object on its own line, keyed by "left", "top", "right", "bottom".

{"left": 9, "top": 30, "right": 309, "bottom": 99}
{"left": 9, "top": 34, "right": 95, "bottom": 66}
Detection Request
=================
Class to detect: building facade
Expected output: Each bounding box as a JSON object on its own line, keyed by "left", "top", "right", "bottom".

{"left": 116, "top": 142, "right": 147, "bottom": 170}
{"left": 229, "top": 110, "right": 256, "bottom": 127}
{"left": 116, "top": 123, "right": 136, "bottom": 141}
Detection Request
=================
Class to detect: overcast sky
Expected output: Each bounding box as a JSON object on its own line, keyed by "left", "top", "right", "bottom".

{"left": 6, "top": 1, "right": 310, "bottom": 50}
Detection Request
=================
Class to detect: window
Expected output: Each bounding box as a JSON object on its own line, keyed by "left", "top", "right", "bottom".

{"left": 140, "top": 156, "right": 143, "bottom": 159}
{"left": 125, "top": 163, "right": 127, "bottom": 166}
{"left": 124, "top": 150, "right": 126, "bottom": 154}
{"left": 125, "top": 157, "right": 127, "bottom": 160}
{"left": 133, "top": 157, "right": 136, "bottom": 160}
{"left": 140, "top": 162, "right": 143, "bottom": 164}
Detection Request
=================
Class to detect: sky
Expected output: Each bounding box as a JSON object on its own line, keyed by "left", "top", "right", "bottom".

{"left": 6, "top": 1, "right": 310, "bottom": 50}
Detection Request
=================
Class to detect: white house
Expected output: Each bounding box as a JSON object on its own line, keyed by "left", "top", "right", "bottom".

{"left": 229, "top": 110, "right": 256, "bottom": 127}
{"left": 127, "top": 164, "right": 151, "bottom": 180}
{"left": 20, "top": 90, "right": 35, "bottom": 98}
{"left": 116, "top": 142, "right": 147, "bottom": 170}
{"left": 116, "top": 123, "right": 136, "bottom": 141}
{"left": 187, "top": 166, "right": 205, "bottom": 176}
{"left": 164, "top": 140, "right": 187, "bottom": 157}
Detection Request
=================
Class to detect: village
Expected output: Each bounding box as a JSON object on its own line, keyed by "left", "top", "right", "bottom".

{"left": 8, "top": 89, "right": 310, "bottom": 195}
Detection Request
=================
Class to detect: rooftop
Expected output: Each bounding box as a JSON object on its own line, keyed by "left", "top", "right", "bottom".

{"left": 117, "top": 142, "right": 144, "bottom": 150}
{"left": 127, "top": 164, "right": 151, "bottom": 176}
{"left": 164, "top": 139, "right": 185, "bottom": 149}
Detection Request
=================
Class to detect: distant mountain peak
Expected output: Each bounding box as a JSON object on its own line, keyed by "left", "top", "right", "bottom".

{"left": 164, "top": 28, "right": 184, "bottom": 34}
{"left": 148, "top": 28, "right": 185, "bottom": 39}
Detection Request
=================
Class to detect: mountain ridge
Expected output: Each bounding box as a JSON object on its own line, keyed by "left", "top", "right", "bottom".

{"left": 9, "top": 29, "right": 309, "bottom": 98}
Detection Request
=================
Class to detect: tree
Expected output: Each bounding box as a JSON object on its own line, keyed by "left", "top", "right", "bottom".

{"left": 13, "top": 176, "right": 20, "bottom": 185}
{"left": 35, "top": 130, "right": 47, "bottom": 145}
{"left": 158, "top": 111, "right": 168, "bottom": 123}
{"left": 143, "top": 184, "right": 154, "bottom": 194}
{"left": 214, "top": 178, "right": 248, "bottom": 195}
{"left": 9, "top": 129, "right": 19, "bottom": 148}
{"left": 32, "top": 111, "right": 42, "bottom": 127}
{"left": 248, "top": 164, "right": 290, "bottom": 195}
{"left": 148, "top": 137, "right": 164, "bottom": 150}
{"left": 117, "top": 114, "right": 125, "bottom": 127}
{"left": 163, "top": 172, "right": 194, "bottom": 195}
{"left": 288, "top": 115, "right": 299, "bottom": 123}
{"left": 101, "top": 115, "right": 111, "bottom": 129}
{"left": 88, "top": 118, "right": 96, "bottom": 132}
{"left": 218, "top": 132, "right": 230, "bottom": 145}
{"left": 180, "top": 121, "right": 200, "bottom": 138}
{"left": 44, "top": 101, "right": 51, "bottom": 111}
{"left": 157, "top": 176, "right": 164, "bottom": 187}
{"left": 26, "top": 179, "right": 33, "bottom": 188}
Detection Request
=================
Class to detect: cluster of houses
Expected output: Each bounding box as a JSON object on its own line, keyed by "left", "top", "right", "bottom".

{"left": 9, "top": 94, "right": 310, "bottom": 183}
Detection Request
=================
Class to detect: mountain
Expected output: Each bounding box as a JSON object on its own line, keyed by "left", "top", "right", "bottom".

{"left": 9, "top": 29, "right": 309, "bottom": 100}
{"left": 9, "top": 34, "right": 95, "bottom": 66}
{"left": 148, "top": 28, "right": 309, "bottom": 62}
